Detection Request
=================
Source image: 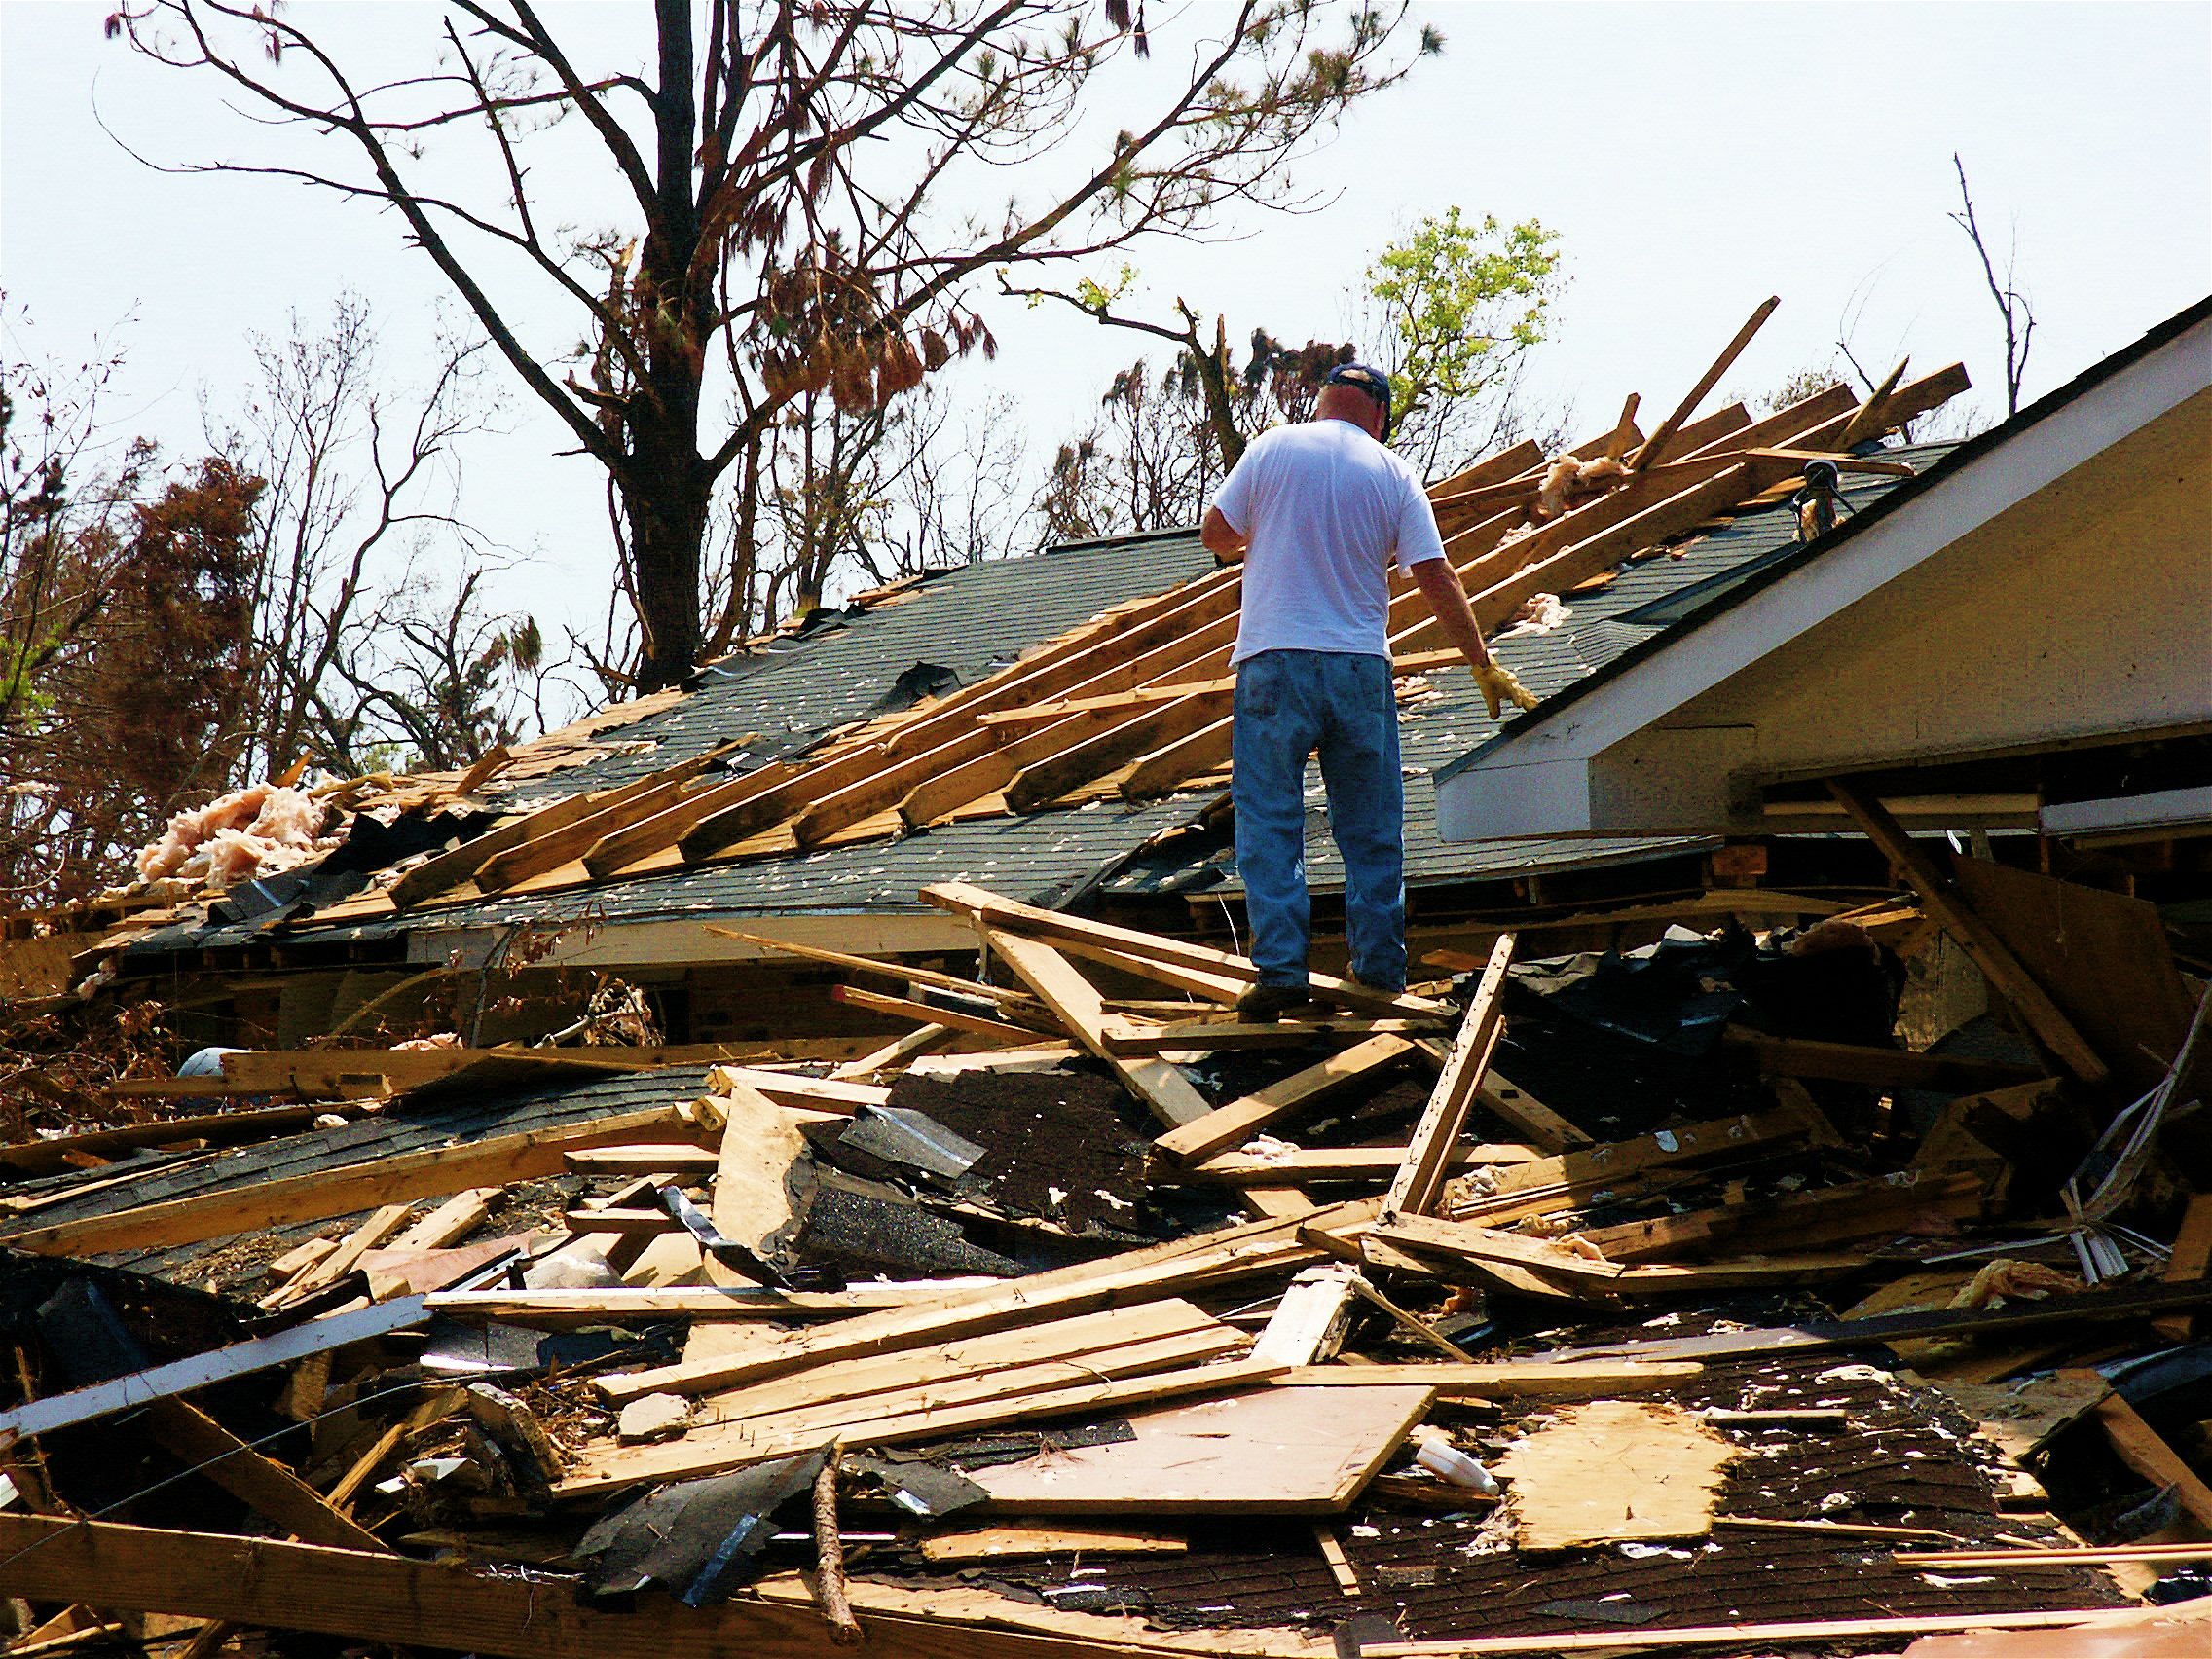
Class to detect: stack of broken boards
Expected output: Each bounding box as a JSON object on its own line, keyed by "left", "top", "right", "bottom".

{"left": 6, "top": 870, "right": 2212, "bottom": 1658}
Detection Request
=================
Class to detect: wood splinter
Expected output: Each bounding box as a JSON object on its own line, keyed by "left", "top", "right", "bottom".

{"left": 811, "top": 1446, "right": 864, "bottom": 1646}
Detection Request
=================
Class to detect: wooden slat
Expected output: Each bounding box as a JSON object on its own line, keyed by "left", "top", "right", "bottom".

{"left": 137, "top": 1399, "right": 386, "bottom": 1554}
{"left": 1627, "top": 296, "right": 1779, "bottom": 470}
{"left": 1155, "top": 1035, "right": 1421, "bottom": 1163}
{"left": 832, "top": 983, "right": 1048, "bottom": 1045}
{"left": 1827, "top": 780, "right": 2107, "bottom": 1083}
{"left": 1195, "top": 1142, "right": 1539, "bottom": 1183}
{"left": 1722, "top": 1028, "right": 2046, "bottom": 1092}
{"left": 1386, "top": 935, "right": 1520, "bottom": 1216}
{"left": 791, "top": 727, "right": 998, "bottom": 846}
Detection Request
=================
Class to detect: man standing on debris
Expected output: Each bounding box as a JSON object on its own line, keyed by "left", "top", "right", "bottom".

{"left": 1201, "top": 362, "right": 1535, "bottom": 1019}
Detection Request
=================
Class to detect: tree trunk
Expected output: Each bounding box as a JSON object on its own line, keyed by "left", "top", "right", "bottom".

{"left": 624, "top": 450, "right": 710, "bottom": 692}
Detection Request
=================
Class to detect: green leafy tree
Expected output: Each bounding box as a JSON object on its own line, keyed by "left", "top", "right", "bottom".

{"left": 1362, "top": 207, "right": 1563, "bottom": 477}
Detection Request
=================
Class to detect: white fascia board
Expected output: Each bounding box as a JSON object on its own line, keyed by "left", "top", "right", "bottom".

{"left": 1434, "top": 756, "right": 1595, "bottom": 840}
{"left": 2042, "top": 785, "right": 2212, "bottom": 838}
{"left": 1437, "top": 313, "right": 2212, "bottom": 842}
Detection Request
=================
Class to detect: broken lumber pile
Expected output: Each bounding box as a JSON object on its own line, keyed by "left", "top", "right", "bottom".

{"left": 6, "top": 858, "right": 2210, "bottom": 1657}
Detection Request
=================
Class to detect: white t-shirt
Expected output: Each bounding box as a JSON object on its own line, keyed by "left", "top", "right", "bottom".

{"left": 1212, "top": 419, "right": 1447, "bottom": 663}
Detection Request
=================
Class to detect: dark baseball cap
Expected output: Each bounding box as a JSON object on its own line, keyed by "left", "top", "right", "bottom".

{"left": 1324, "top": 362, "right": 1392, "bottom": 439}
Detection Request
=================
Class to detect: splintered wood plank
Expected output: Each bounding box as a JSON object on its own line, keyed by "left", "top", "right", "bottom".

{"left": 967, "top": 1383, "right": 1433, "bottom": 1515}
{"left": 1387, "top": 935, "right": 1518, "bottom": 1216}
{"left": 703, "top": 1079, "right": 816, "bottom": 1282}
{"left": 1491, "top": 1400, "right": 1736, "bottom": 1550}
{"left": 1627, "top": 296, "right": 1779, "bottom": 470}
{"left": 1827, "top": 781, "right": 2107, "bottom": 1083}
{"left": 2069, "top": 1373, "right": 2212, "bottom": 1530}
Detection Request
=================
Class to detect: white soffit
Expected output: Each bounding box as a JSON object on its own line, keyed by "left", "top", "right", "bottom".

{"left": 1438, "top": 309, "right": 2212, "bottom": 842}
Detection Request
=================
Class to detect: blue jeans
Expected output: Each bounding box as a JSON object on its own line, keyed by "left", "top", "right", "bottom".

{"left": 1232, "top": 649, "right": 1406, "bottom": 992}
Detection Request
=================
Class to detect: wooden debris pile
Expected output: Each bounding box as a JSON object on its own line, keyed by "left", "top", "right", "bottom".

{"left": 3, "top": 845, "right": 2210, "bottom": 1657}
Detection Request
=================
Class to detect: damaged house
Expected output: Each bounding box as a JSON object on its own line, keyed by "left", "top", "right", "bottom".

{"left": 0, "top": 298, "right": 2209, "bottom": 1658}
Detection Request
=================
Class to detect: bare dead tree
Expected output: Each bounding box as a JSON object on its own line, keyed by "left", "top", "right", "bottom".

{"left": 111, "top": 1, "right": 1436, "bottom": 694}
{"left": 1950, "top": 153, "right": 2036, "bottom": 417}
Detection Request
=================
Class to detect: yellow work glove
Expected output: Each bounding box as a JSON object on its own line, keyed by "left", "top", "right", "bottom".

{"left": 1471, "top": 660, "right": 1540, "bottom": 719}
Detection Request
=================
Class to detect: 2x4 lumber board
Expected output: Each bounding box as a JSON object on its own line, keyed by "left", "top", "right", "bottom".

{"left": 679, "top": 737, "right": 917, "bottom": 861}
{"left": 1451, "top": 1102, "right": 1828, "bottom": 1224}
{"left": 1386, "top": 936, "right": 1523, "bottom": 1217}
{"left": 2068, "top": 1372, "right": 2212, "bottom": 1530}
{"left": 1426, "top": 438, "right": 1547, "bottom": 502}
{"left": 1722, "top": 1028, "right": 2046, "bottom": 1092}
{"left": 701, "top": 924, "right": 1047, "bottom": 1014}
{"left": 470, "top": 747, "right": 735, "bottom": 890}
{"left": 691, "top": 1302, "right": 1224, "bottom": 1425}
{"left": 705, "top": 1065, "right": 890, "bottom": 1113}
{"left": 791, "top": 726, "right": 999, "bottom": 846}
{"left": 1681, "top": 381, "right": 1859, "bottom": 460}
{"left": 1196, "top": 1143, "right": 1541, "bottom": 1183}
{"left": 1531, "top": 1279, "right": 2212, "bottom": 1365}
{"left": 563, "top": 1358, "right": 1289, "bottom": 1498}
{"left": 1103, "top": 1016, "right": 1440, "bottom": 1055}
{"left": 1365, "top": 1608, "right": 2168, "bottom": 1656}
{"left": 1369, "top": 1215, "right": 1866, "bottom": 1301}
{"left": 833, "top": 983, "right": 1047, "bottom": 1045}
{"left": 0, "top": 1102, "right": 328, "bottom": 1175}
{"left": 1, "top": 1106, "right": 690, "bottom": 1258}
{"left": 273, "top": 1201, "right": 415, "bottom": 1302}
{"left": 978, "top": 929, "right": 1308, "bottom": 1223}
{"left": 1049, "top": 938, "right": 1250, "bottom": 1006}
{"left": 426, "top": 1284, "right": 990, "bottom": 1322}
{"left": 0, "top": 1516, "right": 1182, "bottom": 1659}
{"left": 1828, "top": 780, "right": 2107, "bottom": 1083}
{"left": 595, "top": 1198, "right": 1371, "bottom": 1401}
{"left": 1834, "top": 356, "right": 1913, "bottom": 449}
{"left": 1006, "top": 688, "right": 1244, "bottom": 813}
{"left": 137, "top": 1398, "right": 386, "bottom": 1554}
{"left": 923, "top": 882, "right": 1454, "bottom": 1020}
{"left": 0, "top": 1296, "right": 431, "bottom": 1440}
{"left": 1155, "top": 1035, "right": 1424, "bottom": 1164}
{"left": 389, "top": 754, "right": 717, "bottom": 908}
{"left": 1281, "top": 1362, "right": 1704, "bottom": 1399}
{"left": 1795, "top": 361, "right": 1972, "bottom": 452}
{"left": 1576, "top": 1166, "right": 1983, "bottom": 1261}
{"left": 1628, "top": 296, "right": 1780, "bottom": 470}
{"left": 388, "top": 1187, "right": 498, "bottom": 1252}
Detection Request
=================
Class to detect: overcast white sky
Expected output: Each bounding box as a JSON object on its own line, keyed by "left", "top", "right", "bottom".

{"left": 4, "top": 1, "right": 2208, "bottom": 660}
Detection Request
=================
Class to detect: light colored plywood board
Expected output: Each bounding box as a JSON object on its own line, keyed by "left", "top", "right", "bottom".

{"left": 969, "top": 1382, "right": 1432, "bottom": 1515}
{"left": 1492, "top": 1400, "right": 1735, "bottom": 1551}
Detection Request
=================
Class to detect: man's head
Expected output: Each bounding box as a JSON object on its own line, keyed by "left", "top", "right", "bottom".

{"left": 1316, "top": 362, "right": 1393, "bottom": 443}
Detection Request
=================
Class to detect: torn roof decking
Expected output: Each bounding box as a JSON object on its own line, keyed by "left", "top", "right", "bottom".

{"left": 107, "top": 378, "right": 1966, "bottom": 974}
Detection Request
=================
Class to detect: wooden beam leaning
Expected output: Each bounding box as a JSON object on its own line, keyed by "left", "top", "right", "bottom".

{"left": 1627, "top": 295, "right": 1779, "bottom": 471}
{"left": 1386, "top": 934, "right": 1520, "bottom": 1217}
{"left": 1, "top": 1106, "right": 692, "bottom": 1258}
{"left": 1827, "top": 780, "right": 2107, "bottom": 1083}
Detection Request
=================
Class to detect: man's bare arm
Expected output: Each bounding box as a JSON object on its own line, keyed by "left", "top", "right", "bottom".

{"left": 1201, "top": 506, "right": 1248, "bottom": 564}
{"left": 1409, "top": 557, "right": 1493, "bottom": 669}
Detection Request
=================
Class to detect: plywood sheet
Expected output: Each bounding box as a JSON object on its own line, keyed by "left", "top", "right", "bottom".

{"left": 1952, "top": 859, "right": 2193, "bottom": 1094}
{"left": 1493, "top": 1400, "right": 1735, "bottom": 1551}
{"left": 968, "top": 1383, "right": 1431, "bottom": 1515}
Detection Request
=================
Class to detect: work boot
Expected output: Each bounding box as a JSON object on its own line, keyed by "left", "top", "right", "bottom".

{"left": 1236, "top": 982, "right": 1311, "bottom": 1023}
